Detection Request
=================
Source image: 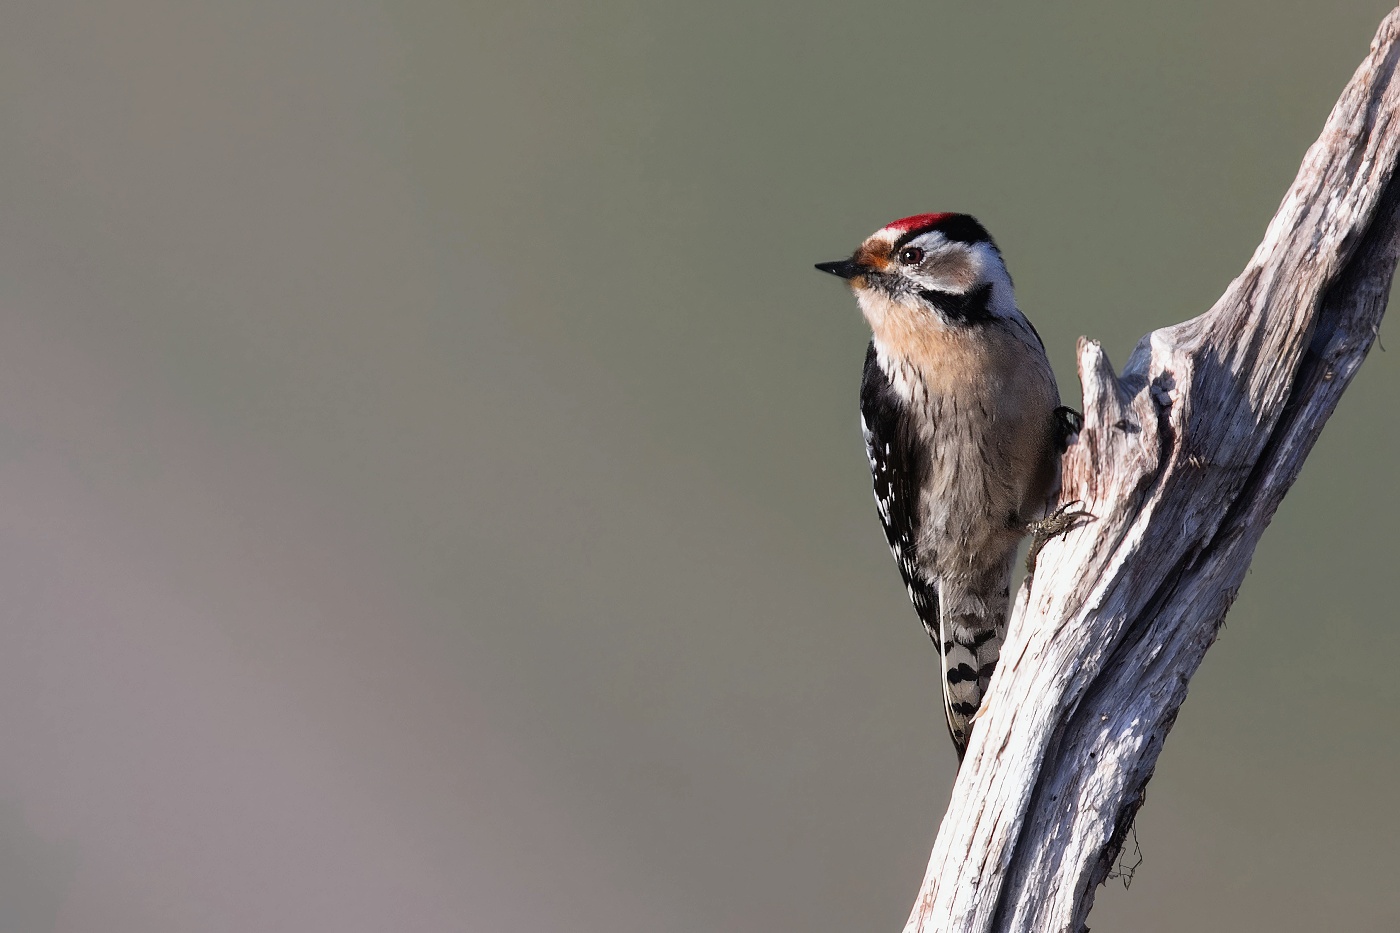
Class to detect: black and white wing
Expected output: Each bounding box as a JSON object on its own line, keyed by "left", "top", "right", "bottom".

{"left": 859, "top": 343, "right": 954, "bottom": 719}
{"left": 859, "top": 343, "right": 931, "bottom": 619}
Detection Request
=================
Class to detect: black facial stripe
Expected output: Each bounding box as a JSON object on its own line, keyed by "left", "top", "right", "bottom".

{"left": 919, "top": 281, "right": 995, "bottom": 324}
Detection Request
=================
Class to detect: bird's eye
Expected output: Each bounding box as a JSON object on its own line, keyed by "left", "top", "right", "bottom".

{"left": 898, "top": 247, "right": 924, "bottom": 265}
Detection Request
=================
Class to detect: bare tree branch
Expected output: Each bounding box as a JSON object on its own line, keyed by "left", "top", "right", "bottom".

{"left": 903, "top": 9, "right": 1400, "bottom": 933}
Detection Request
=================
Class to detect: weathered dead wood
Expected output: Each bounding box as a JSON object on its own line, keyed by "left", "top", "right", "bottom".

{"left": 903, "top": 10, "right": 1400, "bottom": 933}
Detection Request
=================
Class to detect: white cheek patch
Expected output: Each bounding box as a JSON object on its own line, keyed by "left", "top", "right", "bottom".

{"left": 912, "top": 241, "right": 1018, "bottom": 320}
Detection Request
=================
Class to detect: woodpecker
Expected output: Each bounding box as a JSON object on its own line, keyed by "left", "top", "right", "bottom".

{"left": 817, "top": 213, "right": 1081, "bottom": 761}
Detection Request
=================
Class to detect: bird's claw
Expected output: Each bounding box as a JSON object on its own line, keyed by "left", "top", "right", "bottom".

{"left": 1025, "top": 500, "right": 1093, "bottom": 574}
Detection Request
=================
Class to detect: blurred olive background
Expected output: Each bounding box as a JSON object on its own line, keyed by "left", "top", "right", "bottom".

{"left": 0, "top": 2, "right": 1396, "bottom": 931}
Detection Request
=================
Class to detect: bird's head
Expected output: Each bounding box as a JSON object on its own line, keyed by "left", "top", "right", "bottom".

{"left": 816, "top": 213, "right": 1016, "bottom": 328}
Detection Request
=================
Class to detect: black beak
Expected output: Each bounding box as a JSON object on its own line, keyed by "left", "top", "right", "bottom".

{"left": 815, "top": 258, "right": 866, "bottom": 280}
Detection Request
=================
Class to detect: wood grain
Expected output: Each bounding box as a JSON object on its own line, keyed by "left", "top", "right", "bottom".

{"left": 902, "top": 9, "right": 1400, "bottom": 932}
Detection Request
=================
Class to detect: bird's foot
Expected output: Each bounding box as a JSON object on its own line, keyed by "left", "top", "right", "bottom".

{"left": 1025, "top": 501, "right": 1093, "bottom": 574}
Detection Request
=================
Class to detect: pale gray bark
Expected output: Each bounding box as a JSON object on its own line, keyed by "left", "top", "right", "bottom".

{"left": 903, "top": 9, "right": 1400, "bottom": 933}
